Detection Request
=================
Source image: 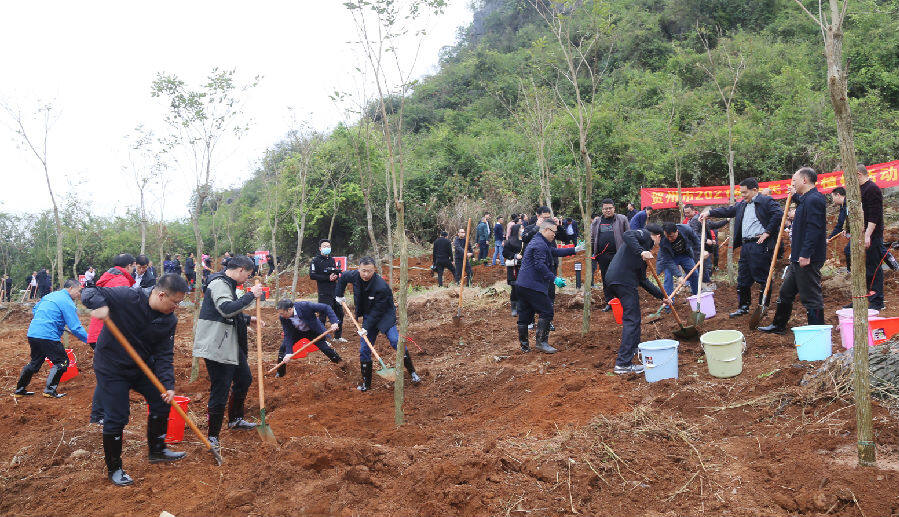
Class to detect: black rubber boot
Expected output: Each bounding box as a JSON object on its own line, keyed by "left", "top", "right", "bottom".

{"left": 103, "top": 433, "right": 133, "bottom": 486}
{"left": 42, "top": 365, "right": 66, "bottom": 398}
{"left": 227, "top": 393, "right": 256, "bottom": 430}
{"left": 147, "top": 414, "right": 186, "bottom": 463}
{"left": 322, "top": 347, "right": 342, "bottom": 364}
{"left": 806, "top": 308, "right": 825, "bottom": 326}
{"left": 402, "top": 352, "right": 421, "bottom": 383}
{"left": 758, "top": 300, "right": 792, "bottom": 334}
{"left": 518, "top": 324, "right": 530, "bottom": 353}
{"left": 276, "top": 363, "right": 287, "bottom": 377}
{"left": 729, "top": 287, "right": 751, "bottom": 318}
{"left": 358, "top": 361, "right": 373, "bottom": 392}
{"left": 534, "top": 319, "right": 557, "bottom": 354}
{"left": 14, "top": 365, "right": 36, "bottom": 396}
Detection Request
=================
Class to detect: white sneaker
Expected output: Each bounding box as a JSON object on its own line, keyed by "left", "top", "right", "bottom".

{"left": 613, "top": 364, "right": 645, "bottom": 375}
{"left": 336, "top": 337, "right": 348, "bottom": 343}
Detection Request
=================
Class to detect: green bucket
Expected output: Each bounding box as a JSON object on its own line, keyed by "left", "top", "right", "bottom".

{"left": 700, "top": 330, "right": 746, "bottom": 378}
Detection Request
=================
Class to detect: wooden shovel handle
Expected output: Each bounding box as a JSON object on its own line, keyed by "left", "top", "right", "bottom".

{"left": 339, "top": 300, "right": 386, "bottom": 365}
{"left": 266, "top": 328, "right": 334, "bottom": 374}
{"left": 697, "top": 218, "right": 706, "bottom": 294}
{"left": 648, "top": 260, "right": 687, "bottom": 327}
{"left": 254, "top": 279, "right": 265, "bottom": 411}
{"left": 458, "top": 217, "right": 472, "bottom": 309}
{"left": 760, "top": 192, "right": 793, "bottom": 303}
{"left": 102, "top": 317, "right": 215, "bottom": 452}
{"left": 669, "top": 259, "right": 703, "bottom": 300}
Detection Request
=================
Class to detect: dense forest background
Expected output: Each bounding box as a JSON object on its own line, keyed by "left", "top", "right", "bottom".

{"left": 2, "top": 0, "right": 898, "bottom": 289}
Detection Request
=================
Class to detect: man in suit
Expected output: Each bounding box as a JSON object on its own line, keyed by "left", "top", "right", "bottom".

{"left": 431, "top": 231, "right": 454, "bottom": 287}
{"left": 759, "top": 167, "right": 827, "bottom": 332}
{"left": 700, "top": 177, "right": 784, "bottom": 318}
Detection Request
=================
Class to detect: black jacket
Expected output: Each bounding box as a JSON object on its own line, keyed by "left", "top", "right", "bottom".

{"left": 198, "top": 272, "right": 253, "bottom": 354}
{"left": 185, "top": 257, "right": 195, "bottom": 276}
{"left": 81, "top": 285, "right": 178, "bottom": 390}
{"left": 605, "top": 229, "right": 665, "bottom": 299}
{"left": 453, "top": 236, "right": 472, "bottom": 262}
{"left": 658, "top": 224, "right": 700, "bottom": 262}
{"left": 708, "top": 194, "right": 783, "bottom": 249}
{"left": 687, "top": 214, "right": 727, "bottom": 241}
{"left": 36, "top": 270, "right": 52, "bottom": 292}
{"left": 790, "top": 187, "right": 827, "bottom": 263}
{"left": 336, "top": 270, "right": 396, "bottom": 335}
{"left": 137, "top": 268, "right": 157, "bottom": 289}
{"left": 433, "top": 237, "right": 453, "bottom": 265}
{"left": 310, "top": 254, "right": 341, "bottom": 298}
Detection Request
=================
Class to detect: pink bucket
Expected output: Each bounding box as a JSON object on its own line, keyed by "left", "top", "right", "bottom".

{"left": 687, "top": 291, "right": 716, "bottom": 319}
{"left": 835, "top": 308, "right": 880, "bottom": 350}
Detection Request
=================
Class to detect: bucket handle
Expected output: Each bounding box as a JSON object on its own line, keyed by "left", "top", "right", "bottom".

{"left": 702, "top": 339, "right": 746, "bottom": 355}
{"left": 638, "top": 349, "right": 678, "bottom": 369}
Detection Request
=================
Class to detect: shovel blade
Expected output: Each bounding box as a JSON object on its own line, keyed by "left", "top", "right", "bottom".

{"left": 689, "top": 311, "right": 706, "bottom": 328}
{"left": 210, "top": 447, "right": 224, "bottom": 466}
{"left": 256, "top": 409, "right": 278, "bottom": 445}
{"left": 748, "top": 305, "right": 765, "bottom": 329}
{"left": 375, "top": 367, "right": 397, "bottom": 382}
{"left": 674, "top": 325, "right": 699, "bottom": 340}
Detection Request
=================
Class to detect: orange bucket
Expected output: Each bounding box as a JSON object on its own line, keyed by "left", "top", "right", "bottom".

{"left": 148, "top": 396, "right": 191, "bottom": 443}
{"left": 608, "top": 298, "right": 623, "bottom": 325}
{"left": 871, "top": 317, "right": 899, "bottom": 345}
{"left": 45, "top": 349, "right": 78, "bottom": 383}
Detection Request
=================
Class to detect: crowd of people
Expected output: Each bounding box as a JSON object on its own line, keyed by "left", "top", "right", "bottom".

{"left": 8, "top": 165, "right": 896, "bottom": 487}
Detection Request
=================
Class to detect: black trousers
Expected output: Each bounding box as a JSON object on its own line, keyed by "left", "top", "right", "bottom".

{"left": 454, "top": 259, "right": 472, "bottom": 286}
{"left": 435, "top": 261, "right": 453, "bottom": 287}
{"left": 596, "top": 253, "right": 614, "bottom": 304}
{"left": 703, "top": 244, "right": 718, "bottom": 283}
{"left": 865, "top": 238, "right": 885, "bottom": 307}
{"left": 609, "top": 284, "right": 642, "bottom": 367}
{"left": 506, "top": 265, "right": 520, "bottom": 303}
{"left": 21, "top": 337, "right": 68, "bottom": 378}
{"left": 516, "top": 286, "right": 554, "bottom": 327}
{"left": 204, "top": 348, "right": 252, "bottom": 414}
{"left": 737, "top": 241, "right": 772, "bottom": 289}
{"left": 317, "top": 293, "right": 344, "bottom": 339}
{"left": 777, "top": 261, "right": 824, "bottom": 311}
{"left": 95, "top": 365, "right": 169, "bottom": 435}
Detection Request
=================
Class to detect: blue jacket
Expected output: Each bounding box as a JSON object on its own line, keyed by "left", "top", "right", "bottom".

{"left": 658, "top": 224, "right": 701, "bottom": 263}
{"left": 476, "top": 221, "right": 490, "bottom": 242}
{"left": 279, "top": 301, "right": 339, "bottom": 351}
{"left": 829, "top": 204, "right": 847, "bottom": 238}
{"left": 517, "top": 233, "right": 558, "bottom": 294}
{"left": 629, "top": 210, "right": 649, "bottom": 230}
{"left": 708, "top": 194, "right": 783, "bottom": 249}
{"left": 336, "top": 270, "right": 396, "bottom": 334}
{"left": 27, "top": 289, "right": 88, "bottom": 342}
{"left": 791, "top": 187, "right": 827, "bottom": 263}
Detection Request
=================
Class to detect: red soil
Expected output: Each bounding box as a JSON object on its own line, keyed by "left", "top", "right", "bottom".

{"left": 1, "top": 253, "right": 898, "bottom": 516}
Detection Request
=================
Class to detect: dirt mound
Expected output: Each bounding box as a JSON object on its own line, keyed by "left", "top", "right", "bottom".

{"left": 1, "top": 253, "right": 898, "bottom": 516}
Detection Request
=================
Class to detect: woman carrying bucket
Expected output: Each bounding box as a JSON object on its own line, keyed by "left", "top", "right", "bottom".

{"left": 758, "top": 167, "right": 827, "bottom": 334}
{"left": 604, "top": 225, "right": 668, "bottom": 374}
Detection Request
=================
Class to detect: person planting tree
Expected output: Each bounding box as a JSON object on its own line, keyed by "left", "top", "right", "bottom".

{"left": 274, "top": 298, "right": 342, "bottom": 377}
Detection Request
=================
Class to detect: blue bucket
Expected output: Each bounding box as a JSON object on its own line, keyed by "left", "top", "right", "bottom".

{"left": 791, "top": 325, "right": 833, "bottom": 361}
{"left": 637, "top": 339, "right": 679, "bottom": 382}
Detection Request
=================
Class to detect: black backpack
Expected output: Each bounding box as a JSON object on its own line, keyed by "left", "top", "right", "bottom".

{"left": 521, "top": 224, "right": 539, "bottom": 246}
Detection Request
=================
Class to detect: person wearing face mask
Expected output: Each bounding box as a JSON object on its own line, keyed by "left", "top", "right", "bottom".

{"left": 80, "top": 273, "right": 190, "bottom": 486}
{"left": 335, "top": 257, "right": 421, "bottom": 392}
{"left": 192, "top": 256, "right": 265, "bottom": 454}
{"left": 309, "top": 239, "right": 346, "bottom": 343}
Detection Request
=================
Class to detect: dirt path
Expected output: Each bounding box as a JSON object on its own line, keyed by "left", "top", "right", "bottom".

{"left": 1, "top": 254, "right": 897, "bottom": 516}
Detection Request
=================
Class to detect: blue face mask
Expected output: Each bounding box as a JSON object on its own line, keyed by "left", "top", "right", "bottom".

{"left": 321, "top": 248, "right": 331, "bottom": 256}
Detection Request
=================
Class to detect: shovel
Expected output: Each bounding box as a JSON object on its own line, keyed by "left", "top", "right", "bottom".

{"left": 453, "top": 217, "right": 472, "bottom": 326}
{"left": 253, "top": 280, "right": 278, "bottom": 445}
{"left": 266, "top": 329, "right": 334, "bottom": 374}
{"left": 645, "top": 259, "right": 702, "bottom": 323}
{"left": 689, "top": 219, "right": 708, "bottom": 327}
{"left": 648, "top": 261, "right": 698, "bottom": 340}
{"left": 749, "top": 192, "right": 792, "bottom": 329}
{"left": 340, "top": 300, "right": 396, "bottom": 382}
{"left": 102, "top": 317, "right": 224, "bottom": 465}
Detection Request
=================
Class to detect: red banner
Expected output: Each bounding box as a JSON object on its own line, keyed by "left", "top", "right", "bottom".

{"left": 640, "top": 159, "right": 899, "bottom": 209}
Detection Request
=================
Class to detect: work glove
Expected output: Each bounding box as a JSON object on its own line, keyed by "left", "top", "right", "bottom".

{"left": 554, "top": 277, "right": 567, "bottom": 288}
{"left": 335, "top": 297, "right": 346, "bottom": 304}
{"left": 282, "top": 353, "right": 293, "bottom": 362}
{"left": 574, "top": 243, "right": 585, "bottom": 253}
{"left": 357, "top": 328, "right": 368, "bottom": 337}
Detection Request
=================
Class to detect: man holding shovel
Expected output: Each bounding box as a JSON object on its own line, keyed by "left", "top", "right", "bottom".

{"left": 274, "top": 299, "right": 343, "bottom": 377}
{"left": 605, "top": 225, "right": 668, "bottom": 374}
{"left": 759, "top": 167, "right": 827, "bottom": 333}
{"left": 193, "top": 256, "right": 264, "bottom": 452}
{"left": 700, "top": 178, "right": 784, "bottom": 318}
{"left": 80, "top": 273, "right": 189, "bottom": 486}
{"left": 335, "top": 257, "right": 421, "bottom": 392}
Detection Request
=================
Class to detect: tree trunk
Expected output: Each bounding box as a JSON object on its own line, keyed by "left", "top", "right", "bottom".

{"left": 328, "top": 191, "right": 338, "bottom": 241}
{"left": 726, "top": 149, "right": 736, "bottom": 282}
{"left": 821, "top": 5, "right": 874, "bottom": 465}
{"left": 270, "top": 213, "right": 279, "bottom": 302}
{"left": 384, "top": 187, "right": 394, "bottom": 287}
{"left": 580, "top": 137, "right": 593, "bottom": 335}
{"left": 139, "top": 189, "right": 147, "bottom": 255}
{"left": 291, "top": 213, "right": 306, "bottom": 300}
{"left": 189, "top": 200, "right": 205, "bottom": 383}
{"left": 394, "top": 200, "right": 408, "bottom": 426}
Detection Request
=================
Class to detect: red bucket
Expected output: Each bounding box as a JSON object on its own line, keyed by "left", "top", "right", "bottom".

{"left": 45, "top": 349, "right": 78, "bottom": 383}
{"left": 149, "top": 396, "right": 191, "bottom": 443}
{"left": 608, "top": 298, "right": 623, "bottom": 325}
{"left": 292, "top": 338, "right": 315, "bottom": 359}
